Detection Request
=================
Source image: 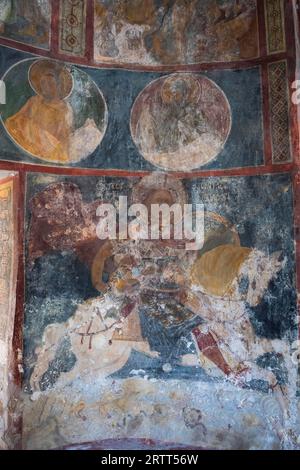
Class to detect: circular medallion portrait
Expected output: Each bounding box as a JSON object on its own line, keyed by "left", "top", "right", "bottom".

{"left": 130, "top": 73, "right": 231, "bottom": 171}
{"left": 1, "top": 59, "right": 108, "bottom": 165}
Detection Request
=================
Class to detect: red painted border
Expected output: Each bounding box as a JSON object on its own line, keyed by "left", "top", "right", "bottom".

{"left": 0, "top": 0, "right": 289, "bottom": 74}
{"left": 60, "top": 437, "right": 209, "bottom": 451}
{"left": 85, "top": 0, "right": 94, "bottom": 62}
{"left": 293, "top": 173, "right": 300, "bottom": 289}
{"left": 12, "top": 171, "right": 25, "bottom": 450}
{"left": 291, "top": 0, "right": 300, "bottom": 339}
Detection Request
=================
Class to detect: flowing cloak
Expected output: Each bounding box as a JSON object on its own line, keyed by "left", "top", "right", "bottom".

{"left": 5, "top": 95, "right": 73, "bottom": 163}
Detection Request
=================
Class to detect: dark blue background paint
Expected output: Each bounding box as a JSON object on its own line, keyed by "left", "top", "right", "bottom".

{"left": 0, "top": 46, "right": 264, "bottom": 170}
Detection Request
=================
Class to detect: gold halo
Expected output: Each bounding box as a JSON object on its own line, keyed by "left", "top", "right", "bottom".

{"left": 131, "top": 173, "right": 187, "bottom": 209}
{"left": 29, "top": 59, "right": 73, "bottom": 100}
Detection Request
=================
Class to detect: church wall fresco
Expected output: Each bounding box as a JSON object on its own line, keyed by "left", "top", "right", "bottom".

{"left": 0, "top": 0, "right": 299, "bottom": 451}
{"left": 268, "top": 60, "right": 292, "bottom": 163}
{"left": 94, "top": 0, "right": 259, "bottom": 66}
{"left": 0, "top": 1, "right": 51, "bottom": 49}
{"left": 21, "top": 171, "right": 298, "bottom": 450}
{"left": 0, "top": 173, "right": 17, "bottom": 449}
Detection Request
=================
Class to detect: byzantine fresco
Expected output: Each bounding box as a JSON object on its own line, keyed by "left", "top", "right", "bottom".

{"left": 22, "top": 172, "right": 298, "bottom": 450}
{"left": 0, "top": 0, "right": 51, "bottom": 49}
{"left": 130, "top": 73, "right": 231, "bottom": 171}
{"left": 94, "top": 0, "right": 259, "bottom": 65}
{"left": 0, "top": 58, "right": 108, "bottom": 165}
{"left": 0, "top": 47, "right": 264, "bottom": 170}
{"left": 0, "top": 0, "right": 297, "bottom": 453}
